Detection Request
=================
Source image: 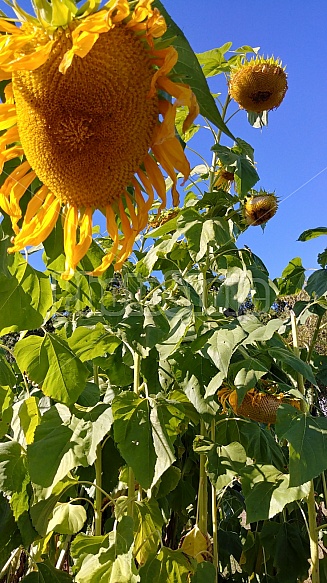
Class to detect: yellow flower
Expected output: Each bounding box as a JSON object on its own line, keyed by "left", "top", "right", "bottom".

{"left": 229, "top": 56, "right": 288, "bottom": 113}
{"left": 243, "top": 190, "right": 278, "bottom": 226}
{"left": 0, "top": 0, "right": 198, "bottom": 279}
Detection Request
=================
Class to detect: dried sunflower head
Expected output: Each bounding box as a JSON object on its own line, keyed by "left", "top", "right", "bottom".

{"left": 0, "top": 0, "right": 199, "bottom": 279}
{"left": 243, "top": 190, "right": 278, "bottom": 226}
{"left": 218, "top": 385, "right": 301, "bottom": 425}
{"left": 229, "top": 56, "right": 288, "bottom": 113}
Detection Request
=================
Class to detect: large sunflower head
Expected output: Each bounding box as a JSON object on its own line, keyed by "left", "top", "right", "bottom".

{"left": 0, "top": 0, "right": 199, "bottom": 279}
{"left": 229, "top": 56, "right": 288, "bottom": 113}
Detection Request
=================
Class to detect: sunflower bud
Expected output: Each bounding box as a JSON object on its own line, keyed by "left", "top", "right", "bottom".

{"left": 243, "top": 191, "right": 278, "bottom": 226}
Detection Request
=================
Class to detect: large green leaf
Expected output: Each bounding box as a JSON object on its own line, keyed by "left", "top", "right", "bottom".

{"left": 211, "top": 143, "right": 259, "bottom": 195}
{"left": 47, "top": 502, "right": 87, "bottom": 535}
{"left": 28, "top": 403, "right": 112, "bottom": 490}
{"left": 276, "top": 404, "right": 327, "bottom": 486}
{"left": 68, "top": 323, "right": 121, "bottom": 361}
{"left": 22, "top": 559, "right": 73, "bottom": 582}
{"left": 0, "top": 252, "right": 52, "bottom": 335}
{"left": 216, "top": 267, "right": 251, "bottom": 312}
{"left": 133, "top": 498, "right": 164, "bottom": 565}
{"left": 15, "top": 333, "right": 88, "bottom": 405}
{"left": 267, "top": 347, "right": 316, "bottom": 385}
{"left": 248, "top": 265, "right": 278, "bottom": 311}
{"left": 215, "top": 417, "right": 285, "bottom": 470}
{"left": 194, "top": 438, "right": 247, "bottom": 490}
{"left": 276, "top": 257, "right": 306, "bottom": 295}
{"left": 30, "top": 477, "right": 77, "bottom": 536}
{"left": 153, "top": 1, "right": 235, "bottom": 140}
{"left": 73, "top": 517, "right": 139, "bottom": 583}
{"left": 260, "top": 522, "right": 310, "bottom": 583}
{"left": 112, "top": 392, "right": 156, "bottom": 489}
{"left": 139, "top": 547, "right": 194, "bottom": 582}
{"left": 0, "top": 441, "right": 27, "bottom": 497}
{"left": 241, "top": 464, "right": 310, "bottom": 522}
{"left": 205, "top": 324, "right": 247, "bottom": 375}
{"left": 306, "top": 269, "right": 327, "bottom": 298}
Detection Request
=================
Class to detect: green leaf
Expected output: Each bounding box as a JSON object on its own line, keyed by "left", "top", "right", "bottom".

{"left": 68, "top": 323, "right": 121, "bottom": 361}
{"left": 15, "top": 333, "right": 88, "bottom": 406}
{"left": 231, "top": 359, "right": 269, "bottom": 391}
{"left": 19, "top": 396, "right": 41, "bottom": 445}
{"left": 211, "top": 143, "right": 259, "bottom": 195}
{"left": 0, "top": 356, "right": 16, "bottom": 388}
{"left": 30, "top": 477, "right": 77, "bottom": 537}
{"left": 0, "top": 441, "right": 27, "bottom": 497}
{"left": 112, "top": 392, "right": 156, "bottom": 489}
{"left": 152, "top": 1, "right": 235, "bottom": 140}
{"left": 23, "top": 559, "right": 73, "bottom": 582}
{"left": 0, "top": 384, "right": 14, "bottom": 438}
{"left": 0, "top": 492, "right": 22, "bottom": 571}
{"left": 196, "top": 44, "right": 232, "bottom": 77}
{"left": 240, "top": 316, "right": 282, "bottom": 345}
{"left": 216, "top": 417, "right": 285, "bottom": 470}
{"left": 157, "top": 306, "right": 193, "bottom": 360}
{"left": 73, "top": 517, "right": 139, "bottom": 583}
{"left": 267, "top": 347, "right": 316, "bottom": 385}
{"left": 276, "top": 257, "right": 306, "bottom": 295}
{"left": 28, "top": 403, "right": 112, "bottom": 490}
{"left": 276, "top": 404, "right": 327, "bottom": 486}
{"left": 133, "top": 498, "right": 164, "bottom": 565}
{"left": 216, "top": 267, "right": 251, "bottom": 312}
{"left": 0, "top": 253, "right": 52, "bottom": 335}
{"left": 249, "top": 265, "right": 278, "bottom": 311}
{"left": 260, "top": 522, "right": 310, "bottom": 583}
{"left": 306, "top": 269, "right": 327, "bottom": 298}
{"left": 139, "top": 547, "right": 194, "bottom": 582}
{"left": 241, "top": 464, "right": 310, "bottom": 522}
{"left": 47, "top": 502, "right": 87, "bottom": 535}
{"left": 298, "top": 227, "right": 327, "bottom": 242}
{"left": 193, "top": 438, "right": 247, "bottom": 490}
{"left": 205, "top": 324, "right": 247, "bottom": 375}
{"left": 190, "top": 562, "right": 216, "bottom": 582}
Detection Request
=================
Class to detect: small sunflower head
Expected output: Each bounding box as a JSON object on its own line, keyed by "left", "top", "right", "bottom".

{"left": 213, "top": 164, "right": 235, "bottom": 192}
{"left": 229, "top": 56, "right": 288, "bottom": 113}
{"left": 243, "top": 190, "right": 278, "bottom": 226}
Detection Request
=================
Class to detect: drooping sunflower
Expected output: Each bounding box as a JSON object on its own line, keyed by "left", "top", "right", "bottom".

{"left": 0, "top": 0, "right": 199, "bottom": 279}
{"left": 229, "top": 56, "right": 288, "bottom": 113}
{"left": 243, "top": 190, "right": 278, "bottom": 226}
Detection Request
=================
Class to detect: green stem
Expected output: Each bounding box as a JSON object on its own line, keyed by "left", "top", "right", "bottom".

{"left": 93, "top": 364, "right": 102, "bottom": 536}
{"left": 291, "top": 311, "right": 320, "bottom": 583}
{"left": 308, "top": 482, "right": 320, "bottom": 583}
{"left": 198, "top": 419, "right": 208, "bottom": 535}
{"left": 211, "top": 419, "right": 218, "bottom": 581}
{"left": 290, "top": 311, "right": 305, "bottom": 401}
{"left": 307, "top": 313, "right": 323, "bottom": 363}
{"left": 127, "top": 352, "right": 141, "bottom": 517}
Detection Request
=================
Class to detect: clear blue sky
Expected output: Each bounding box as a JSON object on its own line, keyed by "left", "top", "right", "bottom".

{"left": 2, "top": 0, "right": 327, "bottom": 279}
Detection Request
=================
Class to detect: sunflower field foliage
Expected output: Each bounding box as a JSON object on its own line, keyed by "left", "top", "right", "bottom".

{"left": 0, "top": 1, "right": 327, "bottom": 582}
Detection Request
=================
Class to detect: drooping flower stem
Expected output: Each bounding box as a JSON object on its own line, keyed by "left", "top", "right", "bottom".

{"left": 290, "top": 311, "right": 319, "bottom": 583}
{"left": 127, "top": 351, "right": 141, "bottom": 516}
{"left": 93, "top": 364, "right": 102, "bottom": 536}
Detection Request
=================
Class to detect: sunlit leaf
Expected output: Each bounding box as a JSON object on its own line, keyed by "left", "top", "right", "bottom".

{"left": 47, "top": 502, "right": 87, "bottom": 535}
{"left": 15, "top": 333, "right": 88, "bottom": 406}
{"left": 276, "top": 404, "right": 327, "bottom": 486}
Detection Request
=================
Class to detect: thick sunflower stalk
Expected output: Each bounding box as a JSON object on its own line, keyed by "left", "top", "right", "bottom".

{"left": 0, "top": 0, "right": 198, "bottom": 279}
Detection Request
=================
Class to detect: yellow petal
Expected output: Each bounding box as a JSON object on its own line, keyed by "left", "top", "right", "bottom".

{"left": 73, "top": 207, "right": 93, "bottom": 265}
